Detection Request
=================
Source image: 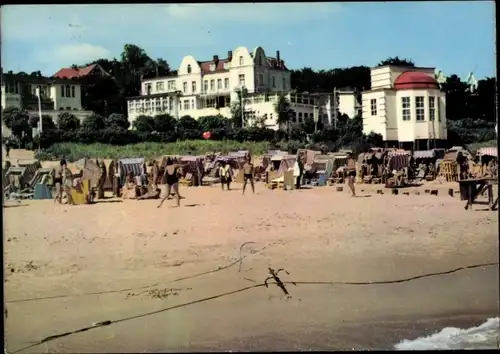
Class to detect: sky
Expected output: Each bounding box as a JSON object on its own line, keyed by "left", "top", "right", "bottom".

{"left": 0, "top": 2, "right": 496, "bottom": 79}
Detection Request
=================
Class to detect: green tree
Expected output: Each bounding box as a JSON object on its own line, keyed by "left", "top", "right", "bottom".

{"left": 230, "top": 87, "right": 248, "bottom": 128}
{"left": 81, "top": 113, "right": 106, "bottom": 132}
{"left": 274, "top": 93, "right": 294, "bottom": 136}
{"left": 377, "top": 56, "right": 415, "bottom": 67}
{"left": 2, "top": 107, "right": 31, "bottom": 141}
{"left": 132, "top": 115, "right": 155, "bottom": 132}
{"left": 57, "top": 112, "right": 81, "bottom": 131}
{"left": 154, "top": 114, "right": 177, "bottom": 133}
{"left": 29, "top": 114, "right": 56, "bottom": 131}
{"left": 105, "top": 113, "right": 130, "bottom": 130}
{"left": 198, "top": 115, "right": 228, "bottom": 132}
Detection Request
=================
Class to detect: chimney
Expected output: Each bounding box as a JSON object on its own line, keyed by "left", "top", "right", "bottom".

{"left": 276, "top": 51, "right": 280, "bottom": 66}
{"left": 228, "top": 51, "right": 233, "bottom": 61}
{"left": 213, "top": 55, "right": 219, "bottom": 64}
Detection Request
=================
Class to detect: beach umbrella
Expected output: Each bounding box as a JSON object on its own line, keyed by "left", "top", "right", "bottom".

{"left": 202, "top": 131, "right": 212, "bottom": 140}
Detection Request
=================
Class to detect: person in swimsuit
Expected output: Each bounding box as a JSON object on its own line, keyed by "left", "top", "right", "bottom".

{"left": 242, "top": 156, "right": 255, "bottom": 195}
{"left": 61, "top": 161, "right": 75, "bottom": 205}
{"left": 345, "top": 153, "right": 356, "bottom": 197}
{"left": 53, "top": 159, "right": 65, "bottom": 203}
{"left": 219, "top": 160, "right": 232, "bottom": 191}
{"left": 164, "top": 157, "right": 181, "bottom": 207}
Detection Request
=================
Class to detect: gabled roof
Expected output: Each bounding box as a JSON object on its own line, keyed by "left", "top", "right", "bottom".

{"left": 52, "top": 64, "right": 109, "bottom": 79}
{"left": 198, "top": 58, "right": 230, "bottom": 74}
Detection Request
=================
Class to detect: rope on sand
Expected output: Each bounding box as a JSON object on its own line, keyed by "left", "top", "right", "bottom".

{"left": 10, "top": 262, "right": 498, "bottom": 353}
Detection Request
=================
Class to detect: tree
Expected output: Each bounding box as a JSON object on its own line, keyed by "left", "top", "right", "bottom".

{"left": 2, "top": 107, "right": 30, "bottom": 142}
{"left": 177, "top": 115, "right": 200, "bottom": 131}
{"left": 198, "top": 115, "right": 228, "bottom": 132}
{"left": 81, "top": 113, "right": 106, "bottom": 132}
{"left": 57, "top": 112, "right": 80, "bottom": 131}
{"left": 105, "top": 113, "right": 130, "bottom": 130}
{"left": 132, "top": 115, "right": 155, "bottom": 133}
{"left": 154, "top": 114, "right": 177, "bottom": 133}
{"left": 274, "top": 93, "right": 293, "bottom": 136}
{"left": 29, "top": 114, "right": 56, "bottom": 131}
{"left": 230, "top": 87, "right": 248, "bottom": 128}
{"left": 377, "top": 56, "right": 415, "bottom": 67}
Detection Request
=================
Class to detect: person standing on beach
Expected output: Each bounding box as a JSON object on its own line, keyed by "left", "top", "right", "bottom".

{"left": 62, "top": 160, "right": 75, "bottom": 205}
{"left": 242, "top": 156, "right": 255, "bottom": 195}
{"left": 53, "top": 159, "right": 65, "bottom": 203}
{"left": 294, "top": 155, "right": 304, "bottom": 189}
{"left": 163, "top": 157, "right": 181, "bottom": 207}
{"left": 219, "top": 160, "right": 232, "bottom": 191}
{"left": 345, "top": 153, "right": 357, "bottom": 197}
{"left": 5, "top": 143, "right": 10, "bottom": 158}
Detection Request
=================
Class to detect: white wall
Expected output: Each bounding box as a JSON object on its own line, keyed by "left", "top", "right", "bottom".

{"left": 50, "top": 84, "right": 82, "bottom": 110}
{"left": 362, "top": 90, "right": 388, "bottom": 139}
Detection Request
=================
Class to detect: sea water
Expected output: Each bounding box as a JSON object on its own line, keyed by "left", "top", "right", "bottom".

{"left": 394, "top": 317, "right": 499, "bottom": 350}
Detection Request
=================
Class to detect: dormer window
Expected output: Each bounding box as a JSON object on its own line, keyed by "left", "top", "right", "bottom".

{"left": 223, "top": 62, "right": 229, "bottom": 70}
{"left": 239, "top": 56, "right": 244, "bottom": 65}
{"left": 209, "top": 64, "right": 216, "bottom": 71}
{"left": 187, "top": 65, "right": 192, "bottom": 74}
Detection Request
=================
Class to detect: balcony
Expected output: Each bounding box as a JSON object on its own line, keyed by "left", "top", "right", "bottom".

{"left": 21, "top": 93, "right": 54, "bottom": 110}
{"left": 199, "top": 88, "right": 231, "bottom": 96}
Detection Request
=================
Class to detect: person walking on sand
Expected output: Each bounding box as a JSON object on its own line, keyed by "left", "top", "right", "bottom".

{"left": 62, "top": 160, "right": 75, "bottom": 205}
{"left": 345, "top": 153, "right": 357, "bottom": 197}
{"left": 242, "top": 156, "right": 255, "bottom": 195}
{"left": 53, "top": 159, "right": 65, "bottom": 203}
{"left": 219, "top": 160, "right": 232, "bottom": 191}
{"left": 5, "top": 143, "right": 10, "bottom": 159}
{"left": 161, "top": 157, "right": 181, "bottom": 207}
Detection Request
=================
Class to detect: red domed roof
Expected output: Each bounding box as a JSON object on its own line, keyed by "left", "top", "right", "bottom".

{"left": 394, "top": 71, "right": 439, "bottom": 90}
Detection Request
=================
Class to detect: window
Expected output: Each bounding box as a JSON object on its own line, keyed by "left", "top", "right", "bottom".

{"left": 187, "top": 65, "right": 192, "bottom": 74}
{"left": 282, "top": 77, "right": 286, "bottom": 90}
{"left": 162, "top": 98, "right": 169, "bottom": 111}
{"left": 272, "top": 76, "right": 276, "bottom": 88}
{"left": 298, "top": 112, "right": 303, "bottom": 123}
{"left": 304, "top": 112, "right": 309, "bottom": 120}
{"left": 370, "top": 99, "right": 377, "bottom": 116}
{"left": 145, "top": 84, "right": 152, "bottom": 95}
{"left": 61, "top": 85, "right": 65, "bottom": 97}
{"left": 217, "top": 79, "right": 222, "bottom": 90}
{"left": 156, "top": 81, "right": 164, "bottom": 92}
{"left": 401, "top": 97, "right": 411, "bottom": 121}
{"left": 191, "top": 99, "right": 195, "bottom": 110}
{"left": 192, "top": 81, "right": 196, "bottom": 93}
{"left": 258, "top": 74, "right": 264, "bottom": 86}
{"left": 239, "top": 56, "right": 244, "bottom": 65}
{"left": 416, "top": 96, "right": 425, "bottom": 121}
{"left": 224, "top": 78, "right": 229, "bottom": 89}
{"left": 204, "top": 80, "right": 208, "bottom": 92}
{"left": 71, "top": 86, "right": 75, "bottom": 97}
{"left": 238, "top": 74, "right": 245, "bottom": 87}
{"left": 65, "top": 85, "right": 71, "bottom": 97}
{"left": 183, "top": 100, "right": 190, "bottom": 110}
{"left": 168, "top": 80, "right": 175, "bottom": 91}
{"left": 210, "top": 79, "right": 215, "bottom": 91}
{"left": 183, "top": 82, "right": 187, "bottom": 93}
{"left": 155, "top": 98, "right": 161, "bottom": 110}
{"left": 429, "top": 96, "right": 436, "bottom": 121}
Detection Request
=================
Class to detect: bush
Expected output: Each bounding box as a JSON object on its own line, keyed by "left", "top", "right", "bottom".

{"left": 36, "top": 140, "right": 271, "bottom": 162}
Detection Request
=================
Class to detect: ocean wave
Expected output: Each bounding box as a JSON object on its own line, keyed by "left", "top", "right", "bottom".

{"left": 394, "top": 317, "right": 500, "bottom": 350}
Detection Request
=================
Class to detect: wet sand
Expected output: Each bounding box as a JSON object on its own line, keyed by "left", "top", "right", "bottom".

{"left": 3, "top": 178, "right": 499, "bottom": 352}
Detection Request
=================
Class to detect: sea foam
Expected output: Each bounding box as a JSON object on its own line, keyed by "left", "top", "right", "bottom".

{"left": 394, "top": 317, "right": 499, "bottom": 350}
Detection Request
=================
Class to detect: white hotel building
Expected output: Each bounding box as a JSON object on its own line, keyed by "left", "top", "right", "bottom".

{"left": 362, "top": 65, "right": 447, "bottom": 149}
{"left": 126, "top": 46, "right": 360, "bottom": 130}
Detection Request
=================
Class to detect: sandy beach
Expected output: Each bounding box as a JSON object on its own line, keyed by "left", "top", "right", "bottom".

{"left": 3, "top": 165, "right": 499, "bottom": 352}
